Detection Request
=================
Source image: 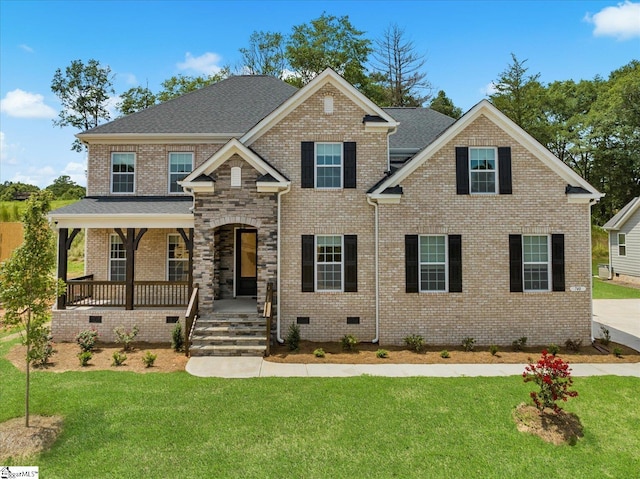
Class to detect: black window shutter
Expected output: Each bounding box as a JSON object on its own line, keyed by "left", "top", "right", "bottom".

{"left": 344, "top": 235, "right": 357, "bottom": 292}
{"left": 302, "top": 235, "right": 314, "bottom": 292}
{"left": 343, "top": 142, "right": 356, "bottom": 189}
{"left": 498, "top": 147, "right": 512, "bottom": 195}
{"left": 301, "top": 142, "right": 314, "bottom": 188}
{"left": 509, "top": 234, "right": 523, "bottom": 293}
{"left": 456, "top": 147, "right": 469, "bottom": 195}
{"left": 552, "top": 234, "right": 565, "bottom": 292}
{"left": 405, "top": 235, "right": 419, "bottom": 293}
{"left": 448, "top": 235, "right": 462, "bottom": 293}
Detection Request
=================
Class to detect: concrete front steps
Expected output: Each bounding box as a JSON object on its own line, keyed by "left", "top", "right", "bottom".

{"left": 190, "top": 313, "right": 267, "bottom": 357}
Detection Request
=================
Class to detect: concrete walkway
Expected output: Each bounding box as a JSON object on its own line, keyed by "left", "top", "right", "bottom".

{"left": 592, "top": 299, "right": 640, "bottom": 352}
{"left": 186, "top": 356, "right": 640, "bottom": 379}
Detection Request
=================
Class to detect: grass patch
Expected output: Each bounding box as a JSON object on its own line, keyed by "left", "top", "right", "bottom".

{"left": 0, "top": 200, "right": 78, "bottom": 222}
{"left": 1, "top": 341, "right": 639, "bottom": 477}
{"left": 593, "top": 278, "right": 640, "bottom": 299}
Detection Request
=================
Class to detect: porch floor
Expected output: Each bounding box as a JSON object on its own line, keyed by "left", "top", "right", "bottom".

{"left": 213, "top": 298, "right": 258, "bottom": 313}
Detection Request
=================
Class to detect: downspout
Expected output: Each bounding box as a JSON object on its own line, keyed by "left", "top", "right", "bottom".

{"left": 367, "top": 196, "right": 379, "bottom": 343}
{"left": 276, "top": 184, "right": 292, "bottom": 343}
{"left": 589, "top": 201, "right": 596, "bottom": 343}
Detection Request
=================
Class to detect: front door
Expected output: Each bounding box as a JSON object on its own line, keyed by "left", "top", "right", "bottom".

{"left": 235, "top": 229, "right": 257, "bottom": 296}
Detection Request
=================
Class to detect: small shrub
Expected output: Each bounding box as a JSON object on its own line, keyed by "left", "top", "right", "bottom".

{"left": 286, "top": 324, "right": 300, "bottom": 351}
{"left": 440, "top": 350, "right": 450, "bottom": 359}
{"left": 313, "top": 348, "right": 325, "bottom": 358}
{"left": 489, "top": 345, "right": 499, "bottom": 356}
{"left": 76, "top": 329, "right": 98, "bottom": 352}
{"left": 613, "top": 347, "right": 623, "bottom": 358}
{"left": 376, "top": 349, "right": 389, "bottom": 358}
{"left": 548, "top": 344, "right": 560, "bottom": 356}
{"left": 404, "top": 334, "right": 425, "bottom": 353}
{"left": 171, "top": 323, "right": 184, "bottom": 352}
{"left": 599, "top": 326, "right": 611, "bottom": 346}
{"left": 341, "top": 334, "right": 358, "bottom": 352}
{"left": 512, "top": 336, "right": 527, "bottom": 351}
{"left": 523, "top": 350, "right": 578, "bottom": 413}
{"left": 78, "top": 351, "right": 92, "bottom": 367}
{"left": 142, "top": 351, "right": 157, "bottom": 368}
{"left": 114, "top": 325, "right": 139, "bottom": 352}
{"left": 28, "top": 327, "right": 55, "bottom": 368}
{"left": 461, "top": 337, "right": 475, "bottom": 352}
{"left": 564, "top": 338, "right": 582, "bottom": 352}
{"left": 112, "top": 351, "right": 127, "bottom": 366}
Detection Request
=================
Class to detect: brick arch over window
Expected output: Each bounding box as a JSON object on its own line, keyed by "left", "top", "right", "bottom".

{"left": 209, "top": 216, "right": 263, "bottom": 229}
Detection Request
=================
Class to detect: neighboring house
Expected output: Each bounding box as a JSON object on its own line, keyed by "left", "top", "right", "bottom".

{"left": 603, "top": 197, "right": 640, "bottom": 281}
{"left": 49, "top": 69, "right": 602, "bottom": 355}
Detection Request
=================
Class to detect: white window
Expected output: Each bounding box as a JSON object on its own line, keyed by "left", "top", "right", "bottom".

{"left": 230, "top": 166, "right": 242, "bottom": 187}
{"left": 316, "top": 143, "right": 342, "bottom": 189}
{"left": 169, "top": 152, "right": 193, "bottom": 193}
{"left": 109, "top": 234, "right": 126, "bottom": 281}
{"left": 523, "top": 235, "right": 550, "bottom": 291}
{"left": 618, "top": 233, "right": 626, "bottom": 256}
{"left": 419, "top": 235, "right": 447, "bottom": 292}
{"left": 469, "top": 147, "right": 497, "bottom": 194}
{"left": 316, "top": 235, "right": 343, "bottom": 291}
{"left": 167, "top": 234, "right": 188, "bottom": 281}
{"left": 111, "top": 153, "right": 135, "bottom": 193}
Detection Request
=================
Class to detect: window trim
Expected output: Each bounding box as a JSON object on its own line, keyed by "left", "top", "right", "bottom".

{"left": 315, "top": 235, "right": 344, "bottom": 292}
{"left": 522, "top": 234, "right": 551, "bottom": 292}
{"left": 110, "top": 152, "right": 136, "bottom": 194}
{"left": 468, "top": 147, "right": 498, "bottom": 195}
{"left": 418, "top": 234, "right": 448, "bottom": 292}
{"left": 618, "top": 233, "right": 627, "bottom": 257}
{"left": 315, "top": 142, "right": 343, "bottom": 190}
{"left": 167, "top": 233, "right": 188, "bottom": 282}
{"left": 109, "top": 234, "right": 126, "bottom": 281}
{"left": 168, "top": 152, "right": 193, "bottom": 194}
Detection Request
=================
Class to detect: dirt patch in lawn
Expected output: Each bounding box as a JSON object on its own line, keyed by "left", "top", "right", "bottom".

{"left": 266, "top": 340, "right": 640, "bottom": 364}
{"left": 0, "top": 415, "right": 63, "bottom": 462}
{"left": 513, "top": 403, "right": 584, "bottom": 445}
{"left": 6, "top": 342, "right": 188, "bottom": 373}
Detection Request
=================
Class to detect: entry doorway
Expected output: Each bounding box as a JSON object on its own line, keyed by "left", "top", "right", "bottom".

{"left": 235, "top": 229, "right": 257, "bottom": 297}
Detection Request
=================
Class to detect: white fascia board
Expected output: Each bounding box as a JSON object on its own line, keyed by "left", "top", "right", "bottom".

{"left": 50, "top": 214, "right": 194, "bottom": 230}
{"left": 257, "top": 181, "right": 290, "bottom": 193}
{"left": 76, "top": 133, "right": 235, "bottom": 144}
{"left": 179, "top": 181, "right": 215, "bottom": 194}
{"left": 603, "top": 198, "right": 640, "bottom": 230}
{"left": 240, "top": 68, "right": 398, "bottom": 146}
{"left": 367, "top": 194, "right": 402, "bottom": 204}
{"left": 364, "top": 123, "right": 395, "bottom": 133}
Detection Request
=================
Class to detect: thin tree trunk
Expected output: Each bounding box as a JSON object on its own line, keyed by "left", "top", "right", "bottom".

{"left": 25, "top": 312, "right": 30, "bottom": 427}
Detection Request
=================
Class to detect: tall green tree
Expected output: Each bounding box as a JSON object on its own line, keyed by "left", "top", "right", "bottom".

{"left": 51, "top": 59, "right": 115, "bottom": 151}
{"left": 429, "top": 90, "right": 463, "bottom": 119}
{"left": 117, "top": 85, "right": 157, "bottom": 116}
{"left": 0, "top": 192, "right": 65, "bottom": 426}
{"left": 240, "top": 31, "right": 287, "bottom": 77}
{"left": 371, "top": 23, "right": 432, "bottom": 106}
{"left": 156, "top": 70, "right": 229, "bottom": 102}
{"left": 0, "top": 181, "right": 40, "bottom": 201}
{"left": 286, "top": 13, "right": 371, "bottom": 88}
{"left": 45, "top": 175, "right": 86, "bottom": 199}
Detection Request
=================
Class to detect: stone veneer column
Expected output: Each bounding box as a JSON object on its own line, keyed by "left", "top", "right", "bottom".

{"left": 193, "top": 215, "right": 215, "bottom": 312}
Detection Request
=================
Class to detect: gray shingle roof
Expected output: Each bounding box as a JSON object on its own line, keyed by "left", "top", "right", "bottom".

{"left": 383, "top": 107, "right": 456, "bottom": 151}
{"left": 83, "top": 76, "right": 298, "bottom": 135}
{"left": 50, "top": 196, "right": 193, "bottom": 216}
{"left": 603, "top": 197, "right": 639, "bottom": 230}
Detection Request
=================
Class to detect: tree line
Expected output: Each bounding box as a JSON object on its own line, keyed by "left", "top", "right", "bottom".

{"left": 0, "top": 176, "right": 85, "bottom": 202}
{"left": 48, "top": 12, "right": 638, "bottom": 224}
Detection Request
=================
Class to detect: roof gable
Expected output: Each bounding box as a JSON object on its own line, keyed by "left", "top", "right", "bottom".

{"left": 240, "top": 68, "right": 398, "bottom": 146}
{"left": 369, "top": 100, "right": 602, "bottom": 201}
{"left": 603, "top": 197, "right": 640, "bottom": 230}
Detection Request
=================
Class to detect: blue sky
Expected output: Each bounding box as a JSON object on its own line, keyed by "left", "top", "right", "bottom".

{"left": 1, "top": 0, "right": 639, "bottom": 188}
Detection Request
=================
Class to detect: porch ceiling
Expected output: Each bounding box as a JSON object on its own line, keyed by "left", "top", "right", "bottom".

{"left": 49, "top": 196, "right": 195, "bottom": 229}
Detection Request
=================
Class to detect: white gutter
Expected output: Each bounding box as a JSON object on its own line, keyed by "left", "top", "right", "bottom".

{"left": 366, "top": 195, "right": 380, "bottom": 343}
{"left": 276, "top": 184, "right": 292, "bottom": 343}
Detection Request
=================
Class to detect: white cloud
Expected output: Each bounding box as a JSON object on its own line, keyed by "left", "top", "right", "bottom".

{"left": 122, "top": 73, "right": 138, "bottom": 85}
{"left": 177, "top": 52, "right": 223, "bottom": 75}
{"left": 19, "top": 44, "right": 34, "bottom": 53}
{"left": 61, "top": 161, "right": 87, "bottom": 187}
{"left": 480, "top": 82, "right": 497, "bottom": 96}
{"left": 0, "top": 89, "right": 56, "bottom": 119}
{"left": 11, "top": 166, "right": 57, "bottom": 187}
{"left": 584, "top": 1, "right": 640, "bottom": 40}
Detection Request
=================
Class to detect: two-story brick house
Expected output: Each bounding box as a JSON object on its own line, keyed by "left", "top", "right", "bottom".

{"left": 49, "top": 69, "right": 602, "bottom": 355}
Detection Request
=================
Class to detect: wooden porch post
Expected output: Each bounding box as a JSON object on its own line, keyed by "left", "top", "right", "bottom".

{"left": 115, "top": 227, "right": 148, "bottom": 310}
{"left": 56, "top": 228, "right": 81, "bottom": 310}
{"left": 177, "top": 227, "right": 194, "bottom": 293}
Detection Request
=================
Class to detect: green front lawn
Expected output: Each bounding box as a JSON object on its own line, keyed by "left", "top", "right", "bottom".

{"left": 593, "top": 278, "right": 640, "bottom": 299}
{"left": 1, "top": 341, "right": 638, "bottom": 477}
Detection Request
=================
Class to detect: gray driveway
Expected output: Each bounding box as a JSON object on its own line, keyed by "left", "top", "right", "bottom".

{"left": 592, "top": 299, "right": 640, "bottom": 352}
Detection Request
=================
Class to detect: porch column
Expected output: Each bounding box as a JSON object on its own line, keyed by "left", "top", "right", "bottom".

{"left": 56, "top": 228, "right": 81, "bottom": 310}
{"left": 115, "top": 228, "right": 147, "bottom": 310}
{"left": 177, "top": 227, "right": 194, "bottom": 292}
